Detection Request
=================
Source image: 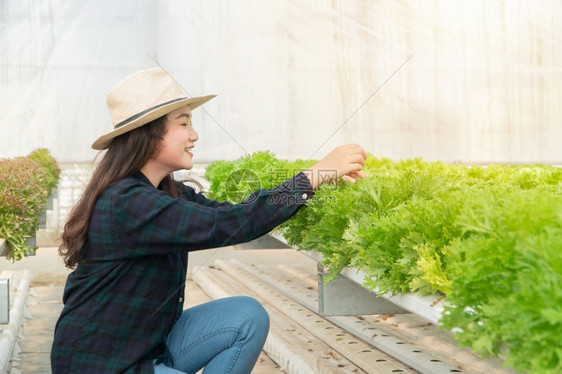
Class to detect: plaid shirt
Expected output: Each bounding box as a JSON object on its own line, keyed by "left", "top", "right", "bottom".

{"left": 51, "top": 171, "right": 314, "bottom": 373}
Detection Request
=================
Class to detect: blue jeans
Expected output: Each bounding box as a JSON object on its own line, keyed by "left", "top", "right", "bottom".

{"left": 153, "top": 296, "right": 270, "bottom": 374}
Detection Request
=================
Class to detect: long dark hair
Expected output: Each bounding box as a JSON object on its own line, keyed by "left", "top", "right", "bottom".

{"left": 59, "top": 116, "right": 184, "bottom": 269}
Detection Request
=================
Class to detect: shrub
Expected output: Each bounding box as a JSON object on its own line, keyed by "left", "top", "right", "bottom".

{"left": 0, "top": 149, "right": 60, "bottom": 261}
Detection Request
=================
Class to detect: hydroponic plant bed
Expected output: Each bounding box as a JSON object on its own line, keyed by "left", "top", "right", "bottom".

{"left": 270, "top": 232, "right": 445, "bottom": 324}
{"left": 205, "top": 151, "right": 562, "bottom": 374}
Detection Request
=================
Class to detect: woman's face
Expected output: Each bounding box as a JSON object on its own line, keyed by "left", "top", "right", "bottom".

{"left": 154, "top": 105, "right": 198, "bottom": 173}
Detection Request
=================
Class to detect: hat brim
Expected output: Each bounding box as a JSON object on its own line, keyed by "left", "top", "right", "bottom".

{"left": 91, "top": 94, "right": 216, "bottom": 150}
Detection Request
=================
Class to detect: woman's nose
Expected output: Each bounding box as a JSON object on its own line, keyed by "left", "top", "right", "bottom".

{"left": 190, "top": 126, "right": 199, "bottom": 142}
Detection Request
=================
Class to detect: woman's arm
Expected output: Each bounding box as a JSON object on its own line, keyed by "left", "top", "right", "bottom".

{"left": 88, "top": 145, "right": 366, "bottom": 261}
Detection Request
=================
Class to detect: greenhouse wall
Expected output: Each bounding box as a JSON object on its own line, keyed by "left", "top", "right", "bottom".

{"left": 1, "top": 0, "right": 560, "bottom": 164}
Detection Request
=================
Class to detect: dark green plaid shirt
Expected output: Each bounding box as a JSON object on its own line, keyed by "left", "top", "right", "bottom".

{"left": 51, "top": 171, "right": 313, "bottom": 373}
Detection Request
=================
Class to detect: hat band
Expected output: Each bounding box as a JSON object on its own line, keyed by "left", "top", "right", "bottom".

{"left": 114, "top": 97, "right": 188, "bottom": 129}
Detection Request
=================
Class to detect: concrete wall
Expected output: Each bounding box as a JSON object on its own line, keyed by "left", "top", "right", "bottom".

{"left": 1, "top": 0, "right": 561, "bottom": 164}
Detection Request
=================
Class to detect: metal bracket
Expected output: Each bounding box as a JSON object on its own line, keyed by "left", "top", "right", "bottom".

{"left": 318, "top": 273, "right": 410, "bottom": 316}
{"left": 39, "top": 208, "right": 47, "bottom": 229}
{"left": 0, "top": 278, "right": 9, "bottom": 324}
{"left": 46, "top": 187, "right": 56, "bottom": 210}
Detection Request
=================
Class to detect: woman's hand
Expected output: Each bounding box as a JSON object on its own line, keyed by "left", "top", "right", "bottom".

{"left": 305, "top": 144, "right": 367, "bottom": 190}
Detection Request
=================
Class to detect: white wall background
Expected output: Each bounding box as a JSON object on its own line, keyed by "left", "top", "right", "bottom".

{"left": 1, "top": 0, "right": 561, "bottom": 164}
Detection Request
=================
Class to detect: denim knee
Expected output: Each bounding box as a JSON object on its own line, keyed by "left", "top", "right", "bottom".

{"left": 233, "top": 296, "right": 270, "bottom": 339}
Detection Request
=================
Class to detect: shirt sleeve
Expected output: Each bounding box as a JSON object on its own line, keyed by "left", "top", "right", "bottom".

{"left": 177, "top": 182, "right": 235, "bottom": 209}
{"left": 99, "top": 172, "right": 314, "bottom": 259}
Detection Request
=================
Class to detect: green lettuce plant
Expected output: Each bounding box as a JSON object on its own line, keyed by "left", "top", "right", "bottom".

{"left": 206, "top": 152, "right": 562, "bottom": 373}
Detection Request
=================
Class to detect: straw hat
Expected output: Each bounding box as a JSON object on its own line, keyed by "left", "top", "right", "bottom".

{"left": 92, "top": 67, "right": 216, "bottom": 150}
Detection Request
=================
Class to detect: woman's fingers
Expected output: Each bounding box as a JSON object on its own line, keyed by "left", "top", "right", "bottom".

{"left": 341, "top": 175, "right": 356, "bottom": 184}
{"left": 306, "top": 144, "right": 367, "bottom": 189}
{"left": 340, "top": 170, "right": 366, "bottom": 185}
{"left": 348, "top": 170, "right": 365, "bottom": 179}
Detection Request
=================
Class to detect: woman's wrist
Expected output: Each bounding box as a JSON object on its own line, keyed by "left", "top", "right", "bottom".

{"left": 303, "top": 167, "right": 338, "bottom": 190}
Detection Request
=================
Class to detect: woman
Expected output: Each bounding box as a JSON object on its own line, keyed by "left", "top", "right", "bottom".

{"left": 51, "top": 67, "right": 366, "bottom": 374}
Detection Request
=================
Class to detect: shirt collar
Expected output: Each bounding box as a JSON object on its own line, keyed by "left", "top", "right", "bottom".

{"left": 131, "top": 170, "right": 157, "bottom": 188}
